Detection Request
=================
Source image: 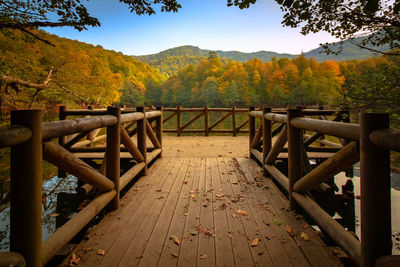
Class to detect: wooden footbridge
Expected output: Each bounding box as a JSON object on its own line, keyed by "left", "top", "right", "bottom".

{"left": 0, "top": 106, "right": 399, "bottom": 267}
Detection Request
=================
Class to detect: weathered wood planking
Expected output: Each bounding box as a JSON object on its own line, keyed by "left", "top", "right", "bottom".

{"left": 62, "top": 157, "right": 341, "bottom": 267}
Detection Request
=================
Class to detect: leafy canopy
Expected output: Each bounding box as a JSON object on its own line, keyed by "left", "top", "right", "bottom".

{"left": 275, "top": 0, "right": 400, "bottom": 54}
{"left": 0, "top": 0, "right": 182, "bottom": 30}
{"left": 1, "top": 0, "right": 398, "bottom": 53}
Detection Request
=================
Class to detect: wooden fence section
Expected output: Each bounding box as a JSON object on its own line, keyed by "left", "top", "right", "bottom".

{"left": 162, "top": 106, "right": 341, "bottom": 136}
{"left": 0, "top": 106, "right": 163, "bottom": 267}
{"left": 249, "top": 107, "right": 399, "bottom": 267}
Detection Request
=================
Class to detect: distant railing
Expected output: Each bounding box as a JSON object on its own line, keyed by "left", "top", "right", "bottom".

{"left": 162, "top": 106, "right": 342, "bottom": 136}
{"left": 249, "top": 107, "right": 398, "bottom": 267}
{"left": 0, "top": 106, "right": 163, "bottom": 266}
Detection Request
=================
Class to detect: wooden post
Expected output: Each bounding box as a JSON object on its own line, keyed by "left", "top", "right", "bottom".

{"left": 249, "top": 107, "right": 255, "bottom": 160}
{"left": 177, "top": 105, "right": 182, "bottom": 137}
{"left": 232, "top": 106, "right": 237, "bottom": 136}
{"left": 58, "top": 105, "right": 67, "bottom": 178}
{"left": 287, "top": 108, "right": 302, "bottom": 210}
{"left": 137, "top": 107, "right": 147, "bottom": 175}
{"left": 360, "top": 112, "right": 391, "bottom": 267}
{"left": 262, "top": 107, "right": 271, "bottom": 175}
{"left": 10, "top": 110, "right": 43, "bottom": 267}
{"left": 106, "top": 107, "right": 120, "bottom": 210}
{"left": 204, "top": 105, "right": 209, "bottom": 136}
{"left": 156, "top": 106, "right": 163, "bottom": 157}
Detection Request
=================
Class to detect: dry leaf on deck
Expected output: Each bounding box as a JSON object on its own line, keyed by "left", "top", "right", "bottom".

{"left": 231, "top": 214, "right": 238, "bottom": 218}
{"left": 300, "top": 232, "right": 310, "bottom": 241}
{"left": 97, "top": 249, "right": 105, "bottom": 256}
{"left": 251, "top": 238, "right": 260, "bottom": 247}
{"left": 285, "top": 225, "right": 295, "bottom": 237}
{"left": 173, "top": 236, "right": 180, "bottom": 246}
{"left": 236, "top": 209, "right": 248, "bottom": 216}
{"left": 171, "top": 252, "right": 178, "bottom": 258}
{"left": 216, "top": 194, "right": 225, "bottom": 198}
{"left": 226, "top": 233, "right": 233, "bottom": 239}
{"left": 69, "top": 253, "right": 80, "bottom": 265}
{"left": 199, "top": 254, "right": 208, "bottom": 259}
{"left": 50, "top": 213, "right": 60, "bottom": 217}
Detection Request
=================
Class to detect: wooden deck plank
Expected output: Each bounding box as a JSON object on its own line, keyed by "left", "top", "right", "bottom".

{"left": 209, "top": 157, "right": 236, "bottom": 267}
{"left": 62, "top": 156, "right": 341, "bottom": 267}
{"left": 221, "top": 157, "right": 293, "bottom": 266}
{"left": 97, "top": 158, "right": 185, "bottom": 266}
{"left": 238, "top": 158, "right": 342, "bottom": 267}
{"left": 222, "top": 158, "right": 275, "bottom": 267}
{"left": 63, "top": 158, "right": 173, "bottom": 266}
{"left": 117, "top": 158, "right": 191, "bottom": 267}
{"left": 177, "top": 158, "right": 203, "bottom": 267}
{"left": 196, "top": 158, "right": 216, "bottom": 267}
{"left": 141, "top": 158, "right": 198, "bottom": 267}
{"left": 217, "top": 158, "right": 255, "bottom": 266}
{"left": 226, "top": 158, "right": 311, "bottom": 266}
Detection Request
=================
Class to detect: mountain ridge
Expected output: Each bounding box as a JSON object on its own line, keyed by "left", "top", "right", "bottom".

{"left": 133, "top": 37, "right": 387, "bottom": 76}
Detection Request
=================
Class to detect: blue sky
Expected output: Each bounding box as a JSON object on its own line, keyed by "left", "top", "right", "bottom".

{"left": 45, "top": 0, "right": 339, "bottom": 56}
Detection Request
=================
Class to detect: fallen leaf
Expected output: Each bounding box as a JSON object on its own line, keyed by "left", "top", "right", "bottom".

{"left": 83, "top": 247, "right": 93, "bottom": 253}
{"left": 50, "top": 213, "right": 60, "bottom": 217}
{"left": 216, "top": 194, "right": 225, "bottom": 198}
{"left": 232, "top": 181, "right": 238, "bottom": 184}
{"left": 285, "top": 225, "right": 295, "bottom": 237}
{"left": 301, "top": 232, "right": 310, "bottom": 241}
{"left": 273, "top": 218, "right": 281, "bottom": 226}
{"left": 191, "top": 232, "right": 197, "bottom": 236}
{"left": 184, "top": 212, "right": 188, "bottom": 216}
{"left": 251, "top": 238, "right": 260, "bottom": 247}
{"left": 197, "top": 226, "right": 215, "bottom": 237}
{"left": 69, "top": 253, "right": 80, "bottom": 265}
{"left": 173, "top": 236, "right": 180, "bottom": 246}
{"left": 231, "top": 214, "right": 238, "bottom": 218}
{"left": 158, "top": 196, "right": 164, "bottom": 199}
{"left": 97, "top": 249, "right": 105, "bottom": 256}
{"left": 183, "top": 180, "right": 188, "bottom": 184}
{"left": 189, "top": 190, "right": 195, "bottom": 193}
{"left": 199, "top": 254, "right": 208, "bottom": 259}
{"left": 156, "top": 189, "right": 162, "bottom": 192}
{"left": 133, "top": 187, "right": 141, "bottom": 191}
{"left": 171, "top": 252, "right": 178, "bottom": 258}
{"left": 258, "top": 251, "right": 264, "bottom": 256}
{"left": 226, "top": 233, "right": 233, "bottom": 239}
{"left": 295, "top": 215, "right": 303, "bottom": 220}
{"left": 236, "top": 209, "right": 248, "bottom": 216}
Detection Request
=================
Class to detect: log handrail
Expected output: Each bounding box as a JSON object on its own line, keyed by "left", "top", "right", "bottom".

{"left": 42, "top": 115, "right": 117, "bottom": 140}
{"left": 0, "top": 125, "right": 32, "bottom": 148}
{"left": 250, "top": 107, "right": 399, "bottom": 267}
{"left": 369, "top": 128, "right": 400, "bottom": 152}
{"left": 0, "top": 106, "right": 163, "bottom": 266}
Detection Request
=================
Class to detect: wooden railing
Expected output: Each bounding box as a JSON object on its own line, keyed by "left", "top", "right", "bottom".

{"left": 163, "top": 106, "right": 249, "bottom": 136}
{"left": 249, "top": 107, "right": 399, "bottom": 267}
{"left": 0, "top": 106, "right": 162, "bottom": 266}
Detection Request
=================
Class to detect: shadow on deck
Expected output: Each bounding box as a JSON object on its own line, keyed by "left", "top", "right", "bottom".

{"left": 62, "top": 156, "right": 341, "bottom": 266}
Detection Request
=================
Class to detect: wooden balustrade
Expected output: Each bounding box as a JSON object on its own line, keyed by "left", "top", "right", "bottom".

{"left": 0, "top": 106, "right": 163, "bottom": 266}
{"left": 162, "top": 106, "right": 250, "bottom": 135}
{"left": 0, "top": 105, "right": 397, "bottom": 267}
{"left": 249, "top": 107, "right": 398, "bottom": 267}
